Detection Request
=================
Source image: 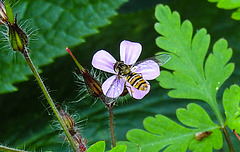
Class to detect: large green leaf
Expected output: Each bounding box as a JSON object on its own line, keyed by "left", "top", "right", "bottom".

{"left": 155, "top": 5, "right": 234, "bottom": 120}
{"left": 121, "top": 103, "right": 222, "bottom": 152}
{"left": 0, "top": 0, "right": 127, "bottom": 93}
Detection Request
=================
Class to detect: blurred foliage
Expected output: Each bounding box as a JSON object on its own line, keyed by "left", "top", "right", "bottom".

{"left": 0, "top": 0, "right": 126, "bottom": 93}
{"left": 208, "top": 0, "right": 240, "bottom": 20}
{"left": 0, "top": 0, "right": 240, "bottom": 151}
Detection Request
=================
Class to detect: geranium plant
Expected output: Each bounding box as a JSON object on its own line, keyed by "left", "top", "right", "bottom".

{"left": 0, "top": 0, "right": 239, "bottom": 152}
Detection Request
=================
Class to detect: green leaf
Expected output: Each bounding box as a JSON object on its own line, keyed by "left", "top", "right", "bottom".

{"left": 86, "top": 141, "right": 126, "bottom": 152}
{"left": 216, "top": 0, "right": 240, "bottom": 9}
{"left": 124, "top": 103, "right": 222, "bottom": 152}
{"left": 232, "top": 8, "right": 240, "bottom": 20}
{"left": 87, "top": 141, "right": 105, "bottom": 152}
{"left": 208, "top": 0, "right": 219, "bottom": 2}
{"left": 108, "top": 145, "right": 127, "bottom": 152}
{"left": 116, "top": 141, "right": 139, "bottom": 152}
{"left": 223, "top": 85, "right": 240, "bottom": 133}
{"left": 0, "top": 0, "right": 127, "bottom": 94}
{"left": 155, "top": 4, "right": 234, "bottom": 108}
{"left": 207, "top": 0, "right": 240, "bottom": 20}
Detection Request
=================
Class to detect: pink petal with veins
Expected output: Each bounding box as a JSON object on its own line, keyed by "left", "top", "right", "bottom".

{"left": 120, "top": 40, "right": 142, "bottom": 65}
{"left": 133, "top": 60, "right": 160, "bottom": 80}
{"left": 102, "top": 75, "right": 125, "bottom": 98}
{"left": 92, "top": 50, "right": 117, "bottom": 74}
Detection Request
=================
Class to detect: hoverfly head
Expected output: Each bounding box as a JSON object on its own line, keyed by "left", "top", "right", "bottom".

{"left": 114, "top": 61, "right": 131, "bottom": 76}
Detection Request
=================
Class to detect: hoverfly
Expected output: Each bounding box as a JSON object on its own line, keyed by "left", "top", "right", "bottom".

{"left": 104, "top": 54, "right": 171, "bottom": 100}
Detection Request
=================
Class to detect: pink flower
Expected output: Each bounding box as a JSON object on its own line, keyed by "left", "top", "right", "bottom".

{"left": 92, "top": 40, "right": 161, "bottom": 99}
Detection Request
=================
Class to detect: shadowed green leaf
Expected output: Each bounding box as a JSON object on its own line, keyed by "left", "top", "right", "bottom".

{"left": 123, "top": 103, "right": 222, "bottom": 152}
{"left": 0, "top": 0, "right": 127, "bottom": 93}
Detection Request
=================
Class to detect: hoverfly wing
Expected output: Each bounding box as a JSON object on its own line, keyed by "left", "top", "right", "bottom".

{"left": 154, "top": 54, "right": 171, "bottom": 66}
{"left": 132, "top": 54, "right": 171, "bottom": 71}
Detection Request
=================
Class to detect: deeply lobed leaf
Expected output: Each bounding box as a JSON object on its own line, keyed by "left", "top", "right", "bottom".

{"left": 155, "top": 5, "right": 234, "bottom": 105}
{"left": 123, "top": 103, "right": 222, "bottom": 152}
{"left": 205, "top": 39, "right": 234, "bottom": 98}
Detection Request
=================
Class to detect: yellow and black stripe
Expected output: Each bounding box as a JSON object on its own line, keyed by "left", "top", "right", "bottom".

{"left": 126, "top": 72, "right": 148, "bottom": 91}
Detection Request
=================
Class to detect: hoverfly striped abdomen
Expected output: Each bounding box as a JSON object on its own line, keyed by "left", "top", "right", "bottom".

{"left": 126, "top": 72, "right": 148, "bottom": 91}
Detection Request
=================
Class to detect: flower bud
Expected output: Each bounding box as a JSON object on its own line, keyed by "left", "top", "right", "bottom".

{"left": 0, "top": 0, "right": 28, "bottom": 53}
{"left": 66, "top": 48, "right": 103, "bottom": 98}
{"left": 8, "top": 20, "right": 28, "bottom": 53}
{"left": 81, "top": 69, "right": 103, "bottom": 98}
{"left": 58, "top": 106, "right": 76, "bottom": 136}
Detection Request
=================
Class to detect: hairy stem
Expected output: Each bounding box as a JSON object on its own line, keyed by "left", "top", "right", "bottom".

{"left": 108, "top": 106, "right": 116, "bottom": 147}
{"left": 23, "top": 51, "right": 77, "bottom": 152}
{"left": 222, "top": 127, "right": 234, "bottom": 152}
{"left": 0, "top": 145, "right": 29, "bottom": 152}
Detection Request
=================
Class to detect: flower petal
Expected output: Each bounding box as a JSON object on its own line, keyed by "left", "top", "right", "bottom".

{"left": 126, "top": 81, "right": 150, "bottom": 99}
{"left": 133, "top": 60, "right": 160, "bottom": 80}
{"left": 102, "top": 75, "right": 125, "bottom": 98}
{"left": 120, "top": 40, "right": 142, "bottom": 65}
{"left": 92, "top": 50, "right": 117, "bottom": 74}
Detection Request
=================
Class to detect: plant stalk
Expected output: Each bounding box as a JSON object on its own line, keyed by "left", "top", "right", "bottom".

{"left": 0, "top": 145, "right": 29, "bottom": 152}
{"left": 222, "top": 126, "right": 234, "bottom": 152}
{"left": 108, "top": 105, "right": 116, "bottom": 147}
{"left": 208, "top": 94, "right": 234, "bottom": 151}
{"left": 22, "top": 51, "right": 77, "bottom": 152}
